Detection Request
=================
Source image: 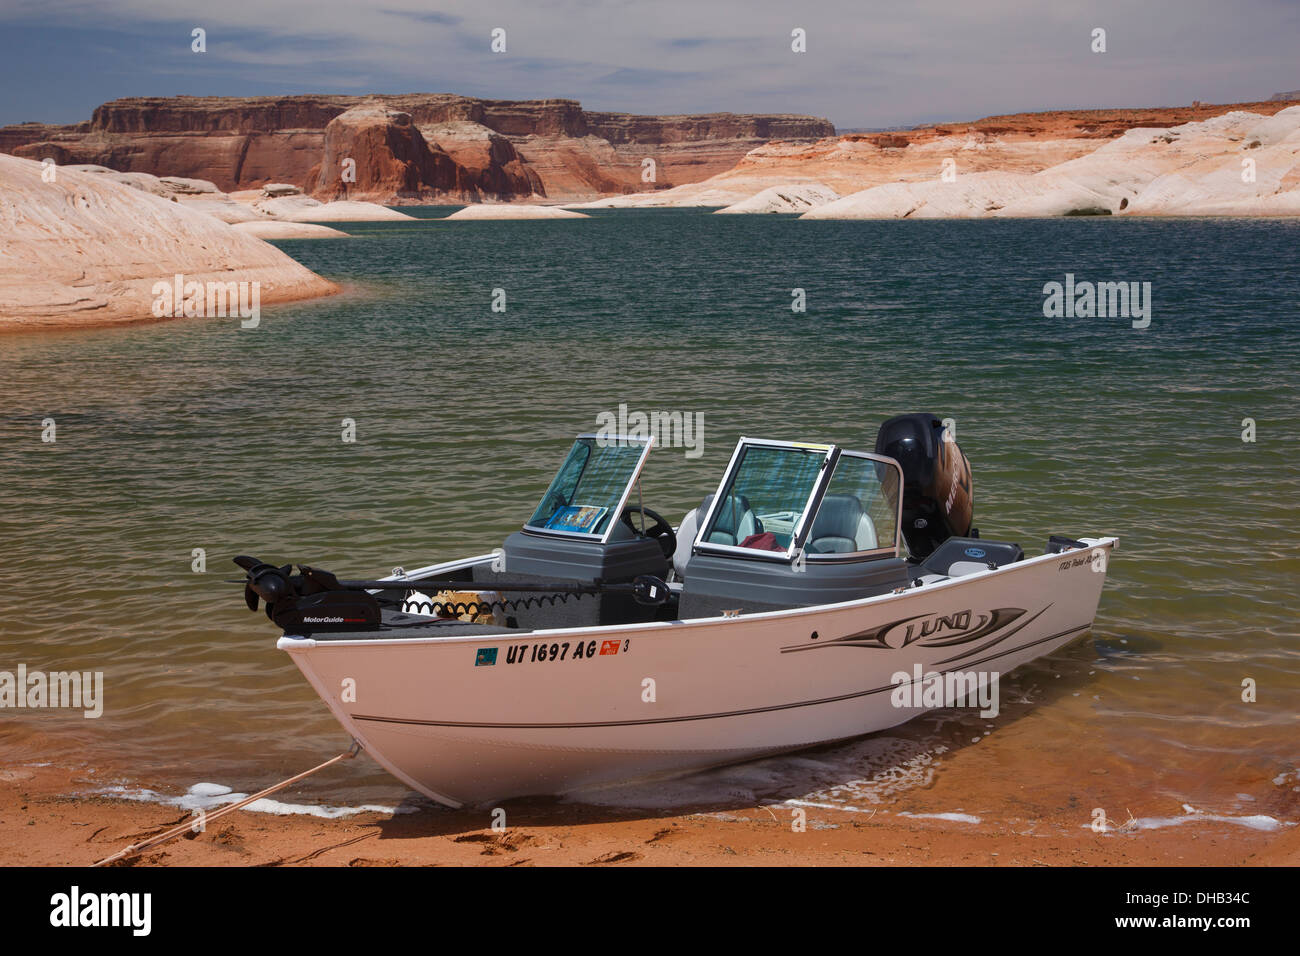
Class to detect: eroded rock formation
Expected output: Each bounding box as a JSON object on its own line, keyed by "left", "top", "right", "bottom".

{"left": 1, "top": 95, "right": 834, "bottom": 203}
{"left": 570, "top": 100, "right": 1300, "bottom": 218}
{"left": 0, "top": 153, "right": 338, "bottom": 330}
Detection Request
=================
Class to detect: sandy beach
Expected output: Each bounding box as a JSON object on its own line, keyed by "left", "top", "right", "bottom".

{"left": 6, "top": 746, "right": 1296, "bottom": 868}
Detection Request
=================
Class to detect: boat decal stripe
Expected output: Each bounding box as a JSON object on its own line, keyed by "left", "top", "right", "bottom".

{"left": 349, "top": 622, "right": 1093, "bottom": 730}
{"left": 931, "top": 606, "right": 1051, "bottom": 665}
{"left": 779, "top": 605, "right": 1048, "bottom": 655}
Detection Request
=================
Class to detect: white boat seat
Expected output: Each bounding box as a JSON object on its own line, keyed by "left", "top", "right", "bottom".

{"left": 672, "top": 493, "right": 758, "bottom": 579}
{"left": 809, "top": 493, "right": 872, "bottom": 554}
{"left": 672, "top": 506, "right": 701, "bottom": 579}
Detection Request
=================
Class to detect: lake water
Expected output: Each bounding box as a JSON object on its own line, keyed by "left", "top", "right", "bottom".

{"left": 1, "top": 209, "right": 1297, "bottom": 823}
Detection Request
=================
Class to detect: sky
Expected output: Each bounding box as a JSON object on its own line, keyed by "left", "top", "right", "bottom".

{"left": 0, "top": 0, "right": 1296, "bottom": 129}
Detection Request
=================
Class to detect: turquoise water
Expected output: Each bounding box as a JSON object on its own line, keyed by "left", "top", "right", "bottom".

{"left": 1, "top": 209, "right": 1297, "bottom": 817}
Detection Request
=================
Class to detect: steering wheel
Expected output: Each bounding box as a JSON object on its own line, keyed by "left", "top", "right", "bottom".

{"left": 621, "top": 506, "right": 677, "bottom": 561}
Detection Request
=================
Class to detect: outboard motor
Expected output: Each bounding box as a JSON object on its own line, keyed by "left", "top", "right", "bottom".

{"left": 874, "top": 413, "right": 973, "bottom": 560}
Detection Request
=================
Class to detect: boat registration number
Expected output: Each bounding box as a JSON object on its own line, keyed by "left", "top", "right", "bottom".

{"left": 476, "top": 639, "right": 631, "bottom": 666}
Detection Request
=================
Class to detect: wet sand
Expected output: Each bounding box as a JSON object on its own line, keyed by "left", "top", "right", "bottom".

{"left": 6, "top": 756, "right": 1295, "bottom": 868}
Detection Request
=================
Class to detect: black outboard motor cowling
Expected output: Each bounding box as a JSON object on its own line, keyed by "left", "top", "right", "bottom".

{"left": 874, "top": 413, "right": 974, "bottom": 560}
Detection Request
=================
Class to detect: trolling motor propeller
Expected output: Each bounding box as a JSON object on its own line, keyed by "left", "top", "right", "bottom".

{"left": 233, "top": 555, "right": 295, "bottom": 611}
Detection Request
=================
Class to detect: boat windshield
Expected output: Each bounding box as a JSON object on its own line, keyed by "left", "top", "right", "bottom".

{"left": 525, "top": 435, "right": 653, "bottom": 540}
{"left": 806, "top": 451, "right": 902, "bottom": 556}
{"left": 697, "top": 440, "right": 834, "bottom": 558}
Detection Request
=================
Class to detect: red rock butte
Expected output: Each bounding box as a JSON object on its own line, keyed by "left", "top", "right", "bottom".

{"left": 0, "top": 94, "right": 836, "bottom": 203}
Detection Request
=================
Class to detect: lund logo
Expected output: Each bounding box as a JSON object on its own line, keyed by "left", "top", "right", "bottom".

{"left": 893, "top": 610, "right": 976, "bottom": 647}
{"left": 780, "top": 606, "right": 1040, "bottom": 657}
{"left": 866, "top": 608, "right": 1026, "bottom": 649}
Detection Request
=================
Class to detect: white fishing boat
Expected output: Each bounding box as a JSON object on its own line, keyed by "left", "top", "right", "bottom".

{"left": 235, "top": 414, "right": 1116, "bottom": 807}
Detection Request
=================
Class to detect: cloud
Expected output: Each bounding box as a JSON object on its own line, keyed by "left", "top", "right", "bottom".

{"left": 379, "top": 9, "right": 462, "bottom": 27}
{"left": 0, "top": 0, "right": 1296, "bottom": 128}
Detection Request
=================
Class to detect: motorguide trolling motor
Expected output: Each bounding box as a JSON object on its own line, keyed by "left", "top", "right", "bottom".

{"left": 874, "top": 413, "right": 974, "bottom": 561}
{"left": 233, "top": 556, "right": 670, "bottom": 635}
{"left": 235, "top": 556, "right": 382, "bottom": 634}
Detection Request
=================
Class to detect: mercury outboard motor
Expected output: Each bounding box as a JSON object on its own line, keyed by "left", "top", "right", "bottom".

{"left": 874, "top": 413, "right": 973, "bottom": 560}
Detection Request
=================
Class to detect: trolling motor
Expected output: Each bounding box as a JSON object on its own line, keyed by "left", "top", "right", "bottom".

{"left": 234, "top": 556, "right": 383, "bottom": 633}
{"left": 233, "top": 556, "right": 669, "bottom": 635}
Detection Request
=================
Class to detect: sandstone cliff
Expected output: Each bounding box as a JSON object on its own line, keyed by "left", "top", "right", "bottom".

{"left": 307, "top": 103, "right": 465, "bottom": 202}
{"left": 1, "top": 95, "right": 834, "bottom": 204}
{"left": 801, "top": 106, "right": 1300, "bottom": 219}
{"left": 0, "top": 153, "right": 338, "bottom": 331}
{"left": 568, "top": 99, "right": 1300, "bottom": 218}
{"left": 44, "top": 165, "right": 415, "bottom": 224}
{"left": 714, "top": 183, "right": 841, "bottom": 214}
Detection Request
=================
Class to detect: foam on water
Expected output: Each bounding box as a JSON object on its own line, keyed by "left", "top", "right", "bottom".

{"left": 90, "top": 783, "right": 412, "bottom": 819}
{"left": 899, "top": 811, "right": 982, "bottom": 824}
{"left": 569, "top": 735, "right": 946, "bottom": 811}
{"left": 1089, "top": 804, "right": 1294, "bottom": 834}
{"left": 782, "top": 800, "right": 877, "bottom": 815}
{"left": 1126, "top": 814, "right": 1288, "bottom": 833}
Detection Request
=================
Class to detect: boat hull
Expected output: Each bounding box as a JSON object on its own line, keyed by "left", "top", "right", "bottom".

{"left": 280, "top": 538, "right": 1116, "bottom": 806}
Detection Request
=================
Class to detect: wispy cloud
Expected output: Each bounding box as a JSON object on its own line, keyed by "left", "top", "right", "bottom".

{"left": 379, "top": 9, "right": 462, "bottom": 27}
{"left": 1, "top": 0, "right": 1296, "bottom": 128}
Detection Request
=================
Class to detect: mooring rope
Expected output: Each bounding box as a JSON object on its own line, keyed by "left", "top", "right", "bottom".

{"left": 91, "top": 740, "right": 362, "bottom": 867}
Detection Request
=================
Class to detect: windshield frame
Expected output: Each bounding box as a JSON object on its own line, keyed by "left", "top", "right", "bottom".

{"left": 522, "top": 433, "right": 655, "bottom": 543}
{"left": 804, "top": 449, "right": 904, "bottom": 561}
{"left": 692, "top": 437, "right": 837, "bottom": 562}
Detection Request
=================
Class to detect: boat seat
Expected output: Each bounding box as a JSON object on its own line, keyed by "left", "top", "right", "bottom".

{"left": 705, "top": 494, "right": 757, "bottom": 547}
{"left": 808, "top": 493, "right": 861, "bottom": 553}
{"left": 673, "top": 505, "right": 702, "bottom": 579}
{"left": 672, "top": 493, "right": 758, "bottom": 579}
{"left": 808, "top": 493, "right": 875, "bottom": 554}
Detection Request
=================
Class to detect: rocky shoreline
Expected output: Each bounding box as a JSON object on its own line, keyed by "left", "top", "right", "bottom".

{"left": 0, "top": 154, "right": 339, "bottom": 332}
{"left": 4, "top": 94, "right": 1298, "bottom": 331}
{"left": 6, "top": 94, "right": 1298, "bottom": 218}
{"left": 575, "top": 103, "right": 1300, "bottom": 218}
